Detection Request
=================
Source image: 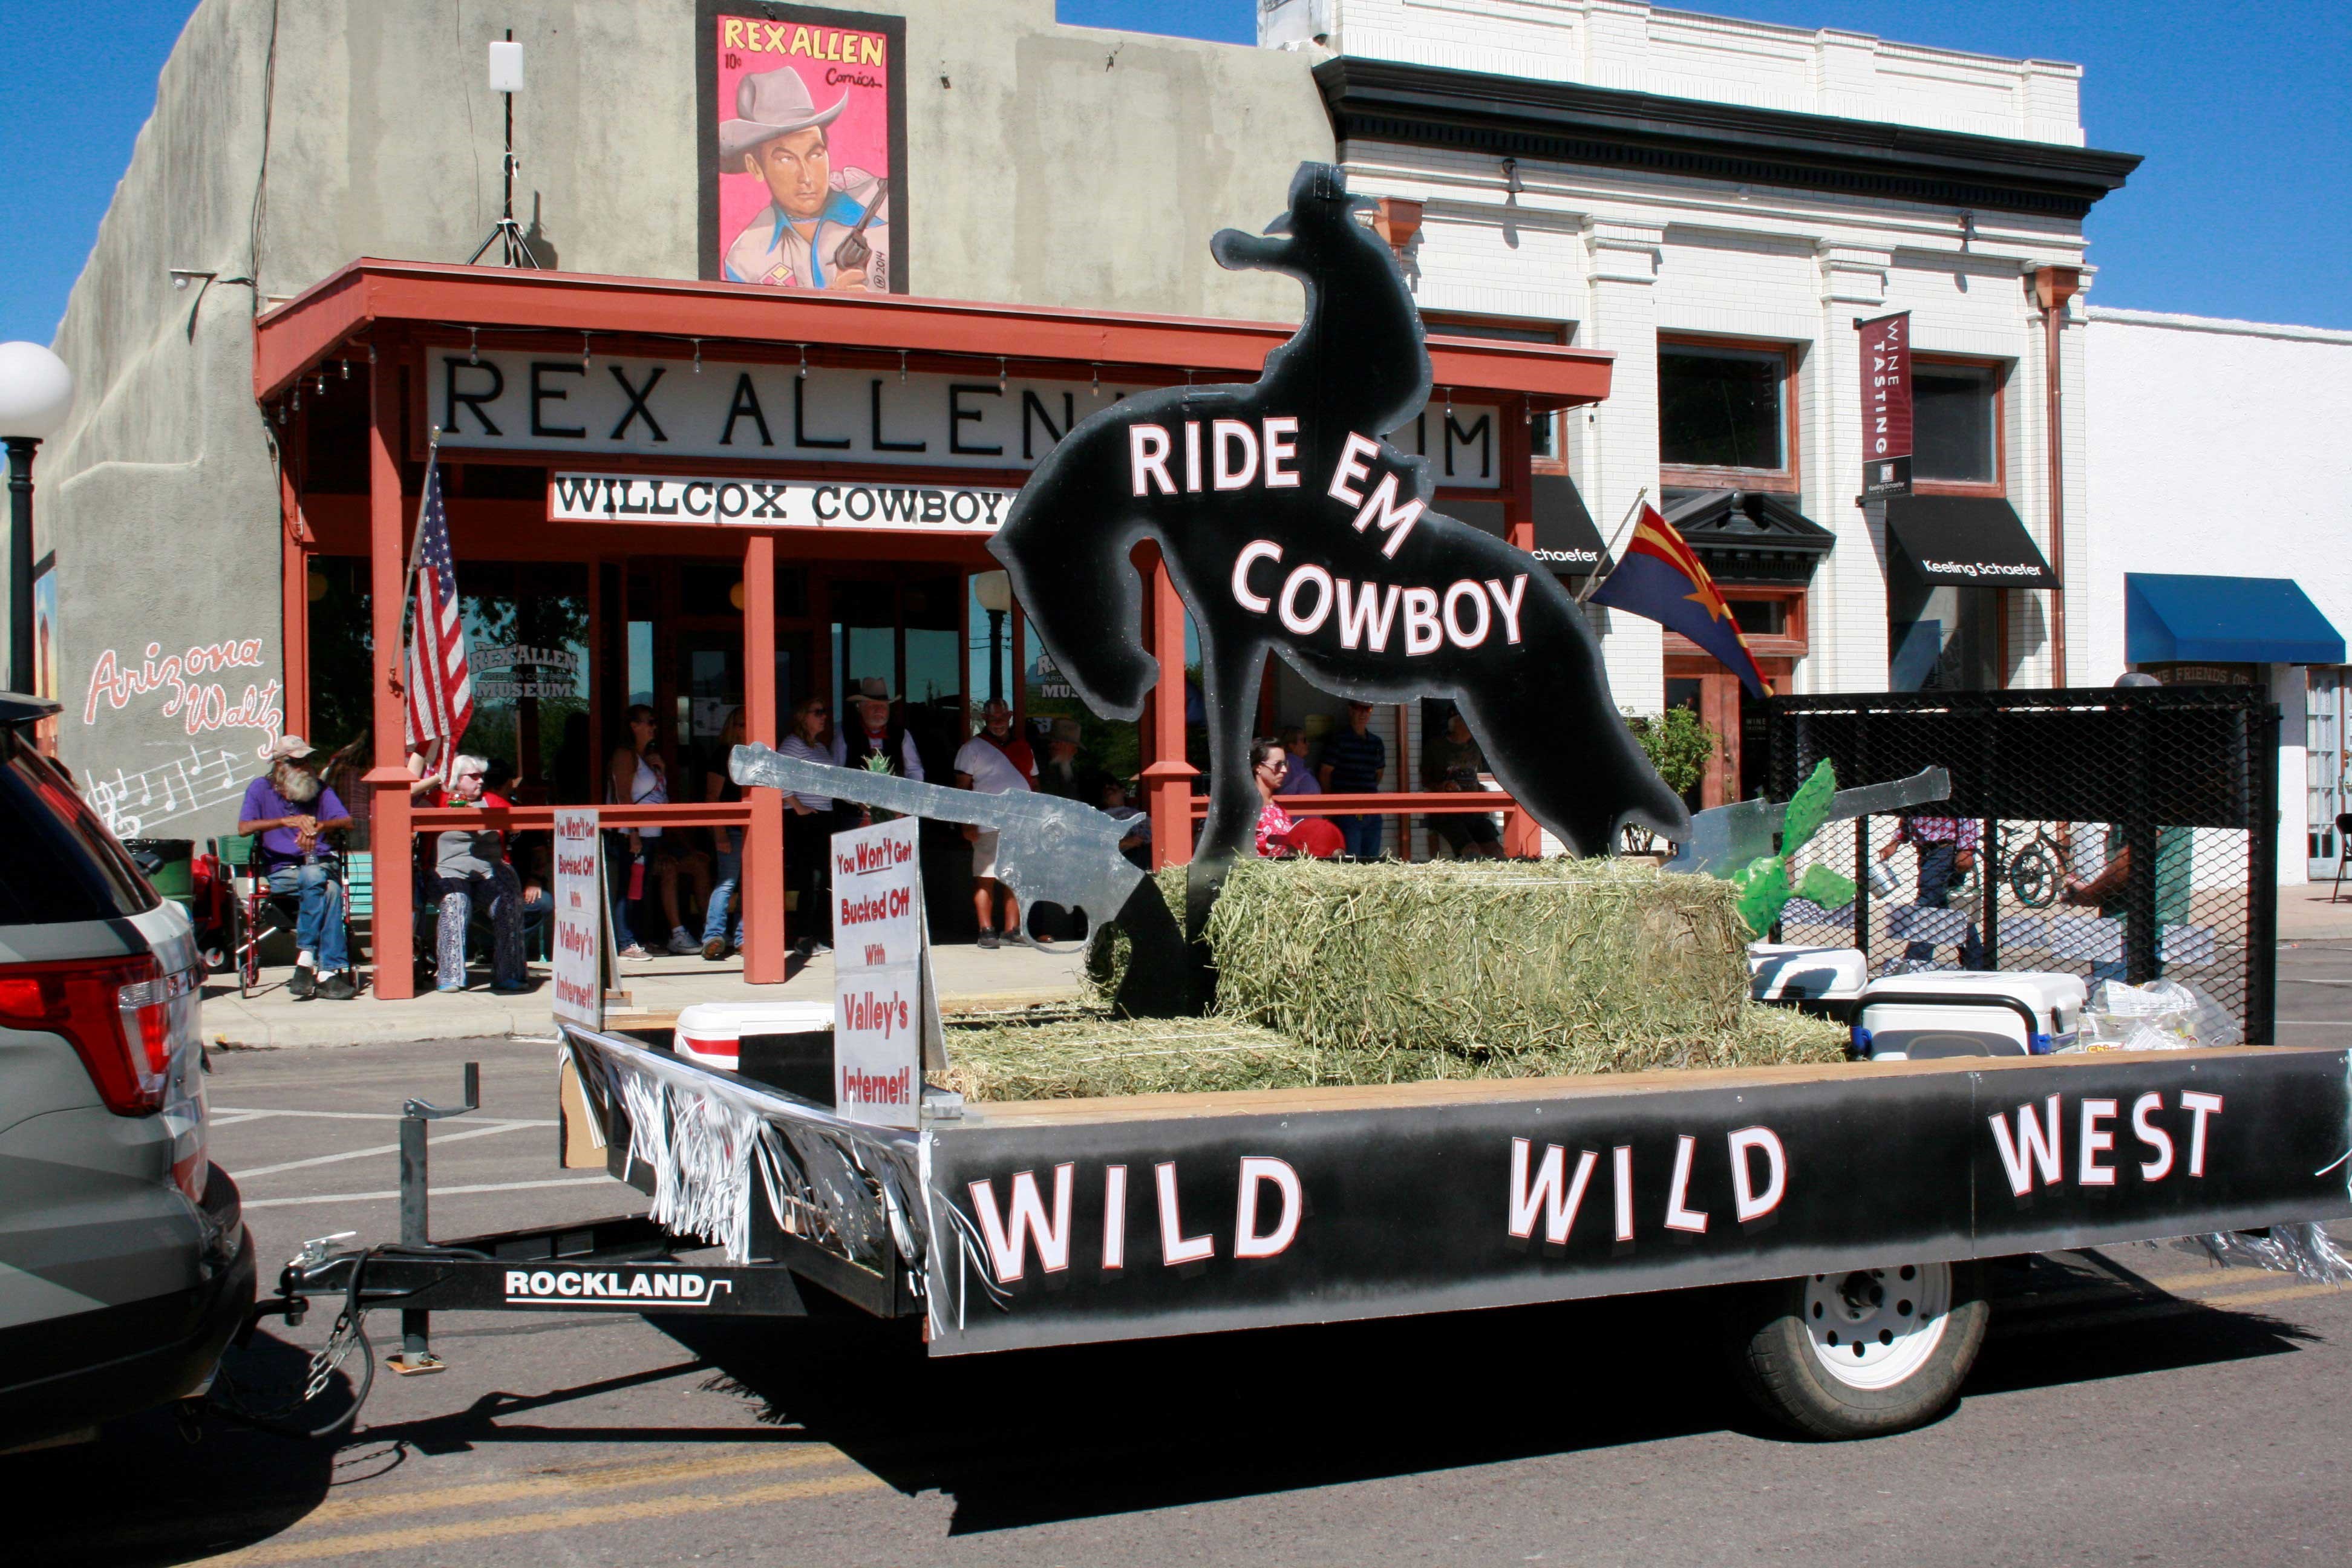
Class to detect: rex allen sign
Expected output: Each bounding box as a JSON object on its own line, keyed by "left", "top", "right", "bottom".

{"left": 428, "top": 350, "right": 1506, "bottom": 490}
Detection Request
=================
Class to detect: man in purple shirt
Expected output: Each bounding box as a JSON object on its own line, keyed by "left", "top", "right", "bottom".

{"left": 237, "top": 736, "right": 357, "bottom": 1000}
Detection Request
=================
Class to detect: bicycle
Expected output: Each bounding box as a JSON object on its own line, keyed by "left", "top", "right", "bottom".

{"left": 1945, "top": 822, "right": 2069, "bottom": 910}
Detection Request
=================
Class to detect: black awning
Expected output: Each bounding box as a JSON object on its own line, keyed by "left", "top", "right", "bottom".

{"left": 1448, "top": 476, "right": 1611, "bottom": 572}
{"left": 1527, "top": 475, "right": 1608, "bottom": 572}
{"left": 1663, "top": 488, "right": 1835, "bottom": 584}
{"left": 1884, "top": 496, "right": 2058, "bottom": 589}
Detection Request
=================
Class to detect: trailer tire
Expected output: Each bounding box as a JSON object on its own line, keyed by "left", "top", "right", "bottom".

{"left": 1723, "top": 1261, "right": 1988, "bottom": 1440}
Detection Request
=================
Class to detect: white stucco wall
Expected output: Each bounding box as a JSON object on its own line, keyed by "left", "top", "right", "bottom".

{"left": 2083, "top": 307, "right": 2352, "bottom": 883}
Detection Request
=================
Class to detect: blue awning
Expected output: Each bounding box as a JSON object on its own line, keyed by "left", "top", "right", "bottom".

{"left": 2126, "top": 573, "right": 2345, "bottom": 666}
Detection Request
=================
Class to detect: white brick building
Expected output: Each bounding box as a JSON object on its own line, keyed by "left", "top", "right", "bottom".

{"left": 1261, "top": 0, "right": 2138, "bottom": 806}
{"left": 2083, "top": 308, "right": 2352, "bottom": 883}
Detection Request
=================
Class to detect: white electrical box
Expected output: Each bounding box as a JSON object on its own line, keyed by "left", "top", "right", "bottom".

{"left": 488, "top": 40, "right": 524, "bottom": 94}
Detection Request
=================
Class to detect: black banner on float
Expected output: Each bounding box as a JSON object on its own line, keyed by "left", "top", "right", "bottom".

{"left": 921, "top": 1048, "right": 2352, "bottom": 1355}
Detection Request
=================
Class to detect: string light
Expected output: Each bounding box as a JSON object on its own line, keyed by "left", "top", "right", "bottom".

{"left": 1443, "top": 387, "right": 1454, "bottom": 419}
{"left": 998, "top": 356, "right": 1007, "bottom": 393}
{"left": 581, "top": 332, "right": 592, "bottom": 370}
{"left": 898, "top": 350, "right": 908, "bottom": 384}
{"left": 691, "top": 338, "right": 702, "bottom": 374}
{"left": 797, "top": 344, "right": 809, "bottom": 379}
{"left": 468, "top": 327, "right": 479, "bottom": 365}
{"left": 1091, "top": 365, "right": 1102, "bottom": 397}
{"left": 339, "top": 359, "right": 350, "bottom": 379}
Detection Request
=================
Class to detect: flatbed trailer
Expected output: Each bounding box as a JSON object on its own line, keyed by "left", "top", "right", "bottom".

{"left": 255, "top": 1027, "right": 2352, "bottom": 1439}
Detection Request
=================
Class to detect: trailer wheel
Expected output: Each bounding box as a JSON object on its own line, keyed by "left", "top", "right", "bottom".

{"left": 1723, "top": 1261, "right": 1988, "bottom": 1440}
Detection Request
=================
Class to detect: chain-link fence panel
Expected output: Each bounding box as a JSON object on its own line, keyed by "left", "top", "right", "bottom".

{"left": 1762, "top": 687, "right": 2279, "bottom": 1042}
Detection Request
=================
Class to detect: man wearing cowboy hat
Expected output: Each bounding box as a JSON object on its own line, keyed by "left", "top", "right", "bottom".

{"left": 838, "top": 676, "right": 924, "bottom": 782}
{"left": 721, "top": 67, "right": 891, "bottom": 293}
{"left": 235, "top": 736, "right": 358, "bottom": 1000}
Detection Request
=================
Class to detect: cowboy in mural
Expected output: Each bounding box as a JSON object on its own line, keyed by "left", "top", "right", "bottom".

{"left": 720, "top": 68, "right": 890, "bottom": 293}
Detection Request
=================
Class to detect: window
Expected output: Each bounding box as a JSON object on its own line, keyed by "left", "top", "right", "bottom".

{"left": 1423, "top": 312, "right": 1572, "bottom": 472}
{"left": 1913, "top": 361, "right": 2002, "bottom": 488}
{"left": 1659, "top": 341, "right": 1797, "bottom": 485}
{"left": 1729, "top": 599, "right": 1786, "bottom": 638}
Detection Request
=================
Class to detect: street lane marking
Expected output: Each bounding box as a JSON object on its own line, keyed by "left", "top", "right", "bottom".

{"left": 195, "top": 1471, "right": 883, "bottom": 1564}
{"left": 299, "top": 1444, "right": 846, "bottom": 1525}
{"left": 213, "top": 1107, "right": 558, "bottom": 1125}
{"left": 233, "top": 1120, "right": 546, "bottom": 1180}
{"left": 242, "top": 1176, "right": 621, "bottom": 1209}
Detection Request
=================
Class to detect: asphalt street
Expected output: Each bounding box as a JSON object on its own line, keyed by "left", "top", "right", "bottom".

{"left": 12, "top": 942, "right": 2352, "bottom": 1567}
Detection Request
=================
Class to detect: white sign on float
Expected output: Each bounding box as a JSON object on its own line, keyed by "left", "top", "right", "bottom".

{"left": 830, "top": 817, "right": 937, "bottom": 1129}
{"left": 551, "top": 809, "right": 604, "bottom": 1029}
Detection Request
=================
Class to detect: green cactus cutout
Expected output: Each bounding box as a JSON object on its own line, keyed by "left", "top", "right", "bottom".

{"left": 862, "top": 752, "right": 899, "bottom": 820}
{"left": 1727, "top": 757, "right": 1858, "bottom": 936}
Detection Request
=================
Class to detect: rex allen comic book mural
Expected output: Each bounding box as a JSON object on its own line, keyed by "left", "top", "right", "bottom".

{"left": 698, "top": 2, "right": 907, "bottom": 295}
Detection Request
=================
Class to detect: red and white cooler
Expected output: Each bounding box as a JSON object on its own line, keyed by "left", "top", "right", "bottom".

{"left": 674, "top": 1001, "right": 833, "bottom": 1073}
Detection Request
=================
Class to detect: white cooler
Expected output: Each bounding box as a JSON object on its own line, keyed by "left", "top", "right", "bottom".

{"left": 675, "top": 1000, "right": 833, "bottom": 1073}
{"left": 1851, "top": 971, "right": 2085, "bottom": 1062}
{"left": 1748, "top": 943, "right": 1869, "bottom": 1016}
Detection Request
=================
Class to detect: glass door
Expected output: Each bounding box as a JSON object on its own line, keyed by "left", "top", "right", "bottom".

{"left": 2309, "top": 667, "right": 2345, "bottom": 880}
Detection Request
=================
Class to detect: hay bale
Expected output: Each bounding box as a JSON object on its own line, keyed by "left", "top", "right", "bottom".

{"left": 1089, "top": 858, "right": 1755, "bottom": 1072}
{"left": 940, "top": 1011, "right": 1320, "bottom": 1102}
{"left": 946, "top": 860, "right": 1854, "bottom": 1103}
{"left": 941, "top": 1000, "right": 1846, "bottom": 1103}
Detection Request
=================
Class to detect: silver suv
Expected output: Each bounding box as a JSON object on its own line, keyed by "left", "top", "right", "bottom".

{"left": 0, "top": 694, "right": 253, "bottom": 1448}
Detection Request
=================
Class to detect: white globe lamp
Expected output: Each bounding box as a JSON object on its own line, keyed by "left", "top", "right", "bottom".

{"left": 0, "top": 341, "right": 74, "bottom": 695}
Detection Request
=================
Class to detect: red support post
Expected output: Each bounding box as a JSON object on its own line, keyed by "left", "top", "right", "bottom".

{"left": 1138, "top": 544, "right": 1197, "bottom": 867}
{"left": 1498, "top": 395, "right": 1543, "bottom": 859}
{"left": 741, "top": 534, "right": 786, "bottom": 983}
{"left": 278, "top": 458, "right": 311, "bottom": 737}
{"left": 364, "top": 347, "right": 416, "bottom": 998}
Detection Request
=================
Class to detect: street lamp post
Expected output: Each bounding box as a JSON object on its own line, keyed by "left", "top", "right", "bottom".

{"left": 973, "top": 569, "right": 1013, "bottom": 708}
{"left": 0, "top": 342, "right": 74, "bottom": 695}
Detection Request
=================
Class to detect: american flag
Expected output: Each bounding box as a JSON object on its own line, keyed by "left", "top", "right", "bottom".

{"left": 403, "top": 459, "right": 473, "bottom": 778}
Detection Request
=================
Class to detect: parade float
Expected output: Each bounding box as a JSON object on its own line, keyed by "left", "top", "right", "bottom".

{"left": 256, "top": 165, "right": 2351, "bottom": 1442}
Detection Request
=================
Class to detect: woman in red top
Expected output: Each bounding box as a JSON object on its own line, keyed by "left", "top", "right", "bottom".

{"left": 1252, "top": 739, "right": 1345, "bottom": 860}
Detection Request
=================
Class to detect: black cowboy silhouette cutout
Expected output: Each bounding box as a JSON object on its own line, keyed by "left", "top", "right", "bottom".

{"left": 991, "top": 162, "right": 1688, "bottom": 901}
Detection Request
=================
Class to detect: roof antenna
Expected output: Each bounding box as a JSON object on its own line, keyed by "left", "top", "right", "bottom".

{"left": 466, "top": 33, "right": 543, "bottom": 270}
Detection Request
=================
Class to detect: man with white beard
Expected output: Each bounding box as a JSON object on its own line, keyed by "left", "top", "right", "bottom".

{"left": 236, "top": 736, "right": 358, "bottom": 1000}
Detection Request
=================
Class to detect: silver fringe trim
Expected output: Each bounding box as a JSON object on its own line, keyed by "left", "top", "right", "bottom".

{"left": 560, "top": 1025, "right": 927, "bottom": 1281}
{"left": 2191, "top": 1223, "right": 2352, "bottom": 1287}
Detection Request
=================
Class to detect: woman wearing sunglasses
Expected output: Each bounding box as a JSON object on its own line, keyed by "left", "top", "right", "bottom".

{"left": 1251, "top": 738, "right": 1345, "bottom": 860}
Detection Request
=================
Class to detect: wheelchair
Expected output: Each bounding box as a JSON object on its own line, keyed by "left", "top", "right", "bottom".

{"left": 211, "top": 833, "right": 355, "bottom": 999}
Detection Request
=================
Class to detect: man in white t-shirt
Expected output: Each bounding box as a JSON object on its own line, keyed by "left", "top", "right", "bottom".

{"left": 953, "top": 699, "right": 1041, "bottom": 950}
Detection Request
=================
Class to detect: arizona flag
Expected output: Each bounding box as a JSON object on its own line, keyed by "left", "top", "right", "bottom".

{"left": 1589, "top": 505, "right": 1773, "bottom": 697}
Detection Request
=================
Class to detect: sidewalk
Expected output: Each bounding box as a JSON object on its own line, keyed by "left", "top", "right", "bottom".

{"left": 203, "top": 938, "right": 1090, "bottom": 1049}
{"left": 2278, "top": 884, "right": 2352, "bottom": 942}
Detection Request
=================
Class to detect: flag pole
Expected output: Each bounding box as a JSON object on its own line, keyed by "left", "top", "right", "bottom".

{"left": 396, "top": 426, "right": 443, "bottom": 636}
{"left": 396, "top": 428, "right": 443, "bottom": 780}
{"left": 1574, "top": 485, "right": 1648, "bottom": 606}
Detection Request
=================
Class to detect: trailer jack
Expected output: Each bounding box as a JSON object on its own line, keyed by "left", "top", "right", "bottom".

{"left": 385, "top": 1063, "right": 480, "bottom": 1374}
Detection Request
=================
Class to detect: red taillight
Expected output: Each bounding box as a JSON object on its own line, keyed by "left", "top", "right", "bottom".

{"left": 0, "top": 955, "right": 173, "bottom": 1115}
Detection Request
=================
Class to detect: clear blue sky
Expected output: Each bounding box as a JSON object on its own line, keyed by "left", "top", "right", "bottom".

{"left": 1, "top": 0, "right": 2344, "bottom": 342}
